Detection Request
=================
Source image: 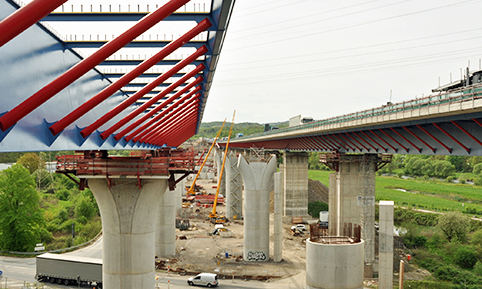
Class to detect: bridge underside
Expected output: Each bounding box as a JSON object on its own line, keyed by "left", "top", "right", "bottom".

{"left": 229, "top": 111, "right": 482, "bottom": 156}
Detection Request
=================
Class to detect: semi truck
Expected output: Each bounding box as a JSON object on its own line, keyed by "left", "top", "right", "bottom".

{"left": 36, "top": 253, "right": 102, "bottom": 288}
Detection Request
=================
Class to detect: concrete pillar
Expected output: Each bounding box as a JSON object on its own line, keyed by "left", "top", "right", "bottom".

{"left": 306, "top": 239, "right": 365, "bottom": 289}
{"left": 156, "top": 187, "right": 176, "bottom": 258}
{"left": 327, "top": 154, "right": 377, "bottom": 269}
{"left": 225, "top": 153, "right": 243, "bottom": 220}
{"left": 237, "top": 154, "right": 277, "bottom": 261}
{"left": 174, "top": 175, "right": 184, "bottom": 214}
{"left": 273, "top": 172, "right": 283, "bottom": 262}
{"left": 379, "top": 201, "right": 394, "bottom": 289}
{"left": 214, "top": 149, "right": 226, "bottom": 197}
{"left": 88, "top": 178, "right": 168, "bottom": 289}
{"left": 282, "top": 152, "right": 309, "bottom": 217}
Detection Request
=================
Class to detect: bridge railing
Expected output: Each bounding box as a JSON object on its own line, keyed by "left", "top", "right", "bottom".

{"left": 241, "top": 83, "right": 482, "bottom": 139}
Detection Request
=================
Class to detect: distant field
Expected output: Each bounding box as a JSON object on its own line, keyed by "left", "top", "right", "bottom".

{"left": 308, "top": 170, "right": 482, "bottom": 214}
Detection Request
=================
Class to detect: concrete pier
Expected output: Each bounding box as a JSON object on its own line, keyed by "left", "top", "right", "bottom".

{"left": 326, "top": 154, "right": 378, "bottom": 271}
{"left": 237, "top": 154, "right": 277, "bottom": 261}
{"left": 214, "top": 149, "right": 226, "bottom": 198}
{"left": 273, "top": 172, "right": 283, "bottom": 262}
{"left": 282, "top": 152, "right": 309, "bottom": 217}
{"left": 156, "top": 187, "right": 176, "bottom": 258}
{"left": 379, "top": 201, "right": 394, "bottom": 289}
{"left": 88, "top": 178, "right": 168, "bottom": 289}
{"left": 225, "top": 153, "right": 243, "bottom": 220}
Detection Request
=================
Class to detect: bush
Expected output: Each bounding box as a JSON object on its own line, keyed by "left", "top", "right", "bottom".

{"left": 454, "top": 246, "right": 479, "bottom": 269}
{"left": 446, "top": 176, "right": 455, "bottom": 183}
{"left": 474, "top": 261, "right": 482, "bottom": 276}
{"left": 397, "top": 171, "right": 404, "bottom": 178}
{"left": 473, "top": 163, "right": 482, "bottom": 175}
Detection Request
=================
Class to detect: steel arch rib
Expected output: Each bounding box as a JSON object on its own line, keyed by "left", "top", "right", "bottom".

{"left": 0, "top": 0, "right": 190, "bottom": 132}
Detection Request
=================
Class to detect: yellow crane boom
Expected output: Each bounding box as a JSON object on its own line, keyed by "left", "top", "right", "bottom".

{"left": 186, "top": 119, "right": 226, "bottom": 197}
{"left": 209, "top": 111, "right": 235, "bottom": 222}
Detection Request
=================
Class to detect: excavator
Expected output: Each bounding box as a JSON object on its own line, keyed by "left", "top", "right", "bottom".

{"left": 209, "top": 111, "right": 235, "bottom": 224}
{"left": 185, "top": 119, "right": 226, "bottom": 199}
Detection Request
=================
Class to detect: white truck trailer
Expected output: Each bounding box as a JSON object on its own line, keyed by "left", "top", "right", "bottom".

{"left": 36, "top": 253, "right": 102, "bottom": 288}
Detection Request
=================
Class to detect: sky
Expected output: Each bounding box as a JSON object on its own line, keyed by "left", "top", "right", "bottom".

{"left": 204, "top": 0, "right": 482, "bottom": 124}
{"left": 24, "top": 0, "right": 482, "bottom": 124}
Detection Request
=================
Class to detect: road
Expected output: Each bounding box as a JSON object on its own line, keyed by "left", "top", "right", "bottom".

{"left": 0, "top": 236, "right": 306, "bottom": 289}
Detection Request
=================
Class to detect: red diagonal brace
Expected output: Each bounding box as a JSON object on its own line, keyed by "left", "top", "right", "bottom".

{"left": 337, "top": 133, "right": 361, "bottom": 151}
{"left": 0, "top": 0, "right": 68, "bottom": 47}
{"left": 310, "top": 136, "right": 328, "bottom": 151}
{"left": 360, "top": 131, "right": 388, "bottom": 152}
{"left": 378, "top": 129, "right": 408, "bottom": 152}
{"left": 345, "top": 132, "right": 369, "bottom": 152}
{"left": 81, "top": 51, "right": 207, "bottom": 138}
{"left": 432, "top": 123, "right": 470, "bottom": 153}
{"left": 416, "top": 124, "right": 452, "bottom": 153}
{"left": 126, "top": 90, "right": 201, "bottom": 142}
{"left": 320, "top": 135, "right": 337, "bottom": 150}
{"left": 452, "top": 121, "right": 482, "bottom": 147}
{"left": 163, "top": 118, "right": 198, "bottom": 146}
{"left": 112, "top": 76, "right": 203, "bottom": 141}
{"left": 403, "top": 126, "right": 435, "bottom": 153}
{"left": 333, "top": 134, "right": 355, "bottom": 151}
{"left": 151, "top": 110, "right": 198, "bottom": 145}
{"left": 369, "top": 129, "right": 397, "bottom": 152}
{"left": 101, "top": 69, "right": 204, "bottom": 140}
{"left": 50, "top": 20, "right": 211, "bottom": 136}
{"left": 0, "top": 0, "right": 190, "bottom": 132}
{"left": 146, "top": 102, "right": 199, "bottom": 143}
{"left": 326, "top": 134, "right": 347, "bottom": 151}
{"left": 389, "top": 127, "right": 421, "bottom": 153}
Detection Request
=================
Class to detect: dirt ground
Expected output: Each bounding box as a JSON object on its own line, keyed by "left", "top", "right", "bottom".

{"left": 156, "top": 178, "right": 311, "bottom": 282}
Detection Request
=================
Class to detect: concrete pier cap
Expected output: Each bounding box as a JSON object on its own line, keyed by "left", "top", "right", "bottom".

{"left": 237, "top": 154, "right": 277, "bottom": 261}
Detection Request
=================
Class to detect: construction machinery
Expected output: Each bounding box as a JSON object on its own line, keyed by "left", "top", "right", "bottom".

{"left": 186, "top": 119, "right": 226, "bottom": 198}
{"left": 209, "top": 111, "right": 235, "bottom": 224}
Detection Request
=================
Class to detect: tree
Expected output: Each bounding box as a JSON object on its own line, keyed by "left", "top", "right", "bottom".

{"left": 16, "top": 152, "right": 44, "bottom": 174}
{"left": 0, "top": 164, "right": 45, "bottom": 251}
{"left": 308, "top": 152, "right": 320, "bottom": 170}
{"left": 437, "top": 211, "right": 470, "bottom": 243}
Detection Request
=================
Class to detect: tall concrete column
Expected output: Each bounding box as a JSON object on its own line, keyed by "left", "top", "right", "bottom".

{"left": 88, "top": 178, "right": 168, "bottom": 289}
{"left": 282, "top": 152, "right": 309, "bottom": 217}
{"left": 174, "top": 175, "right": 185, "bottom": 214}
{"left": 326, "top": 154, "right": 377, "bottom": 268}
{"left": 237, "top": 154, "right": 277, "bottom": 261}
{"left": 214, "top": 149, "right": 226, "bottom": 197}
{"left": 379, "top": 201, "right": 394, "bottom": 289}
{"left": 156, "top": 187, "right": 176, "bottom": 258}
{"left": 273, "top": 172, "right": 283, "bottom": 262}
{"left": 224, "top": 152, "right": 243, "bottom": 220}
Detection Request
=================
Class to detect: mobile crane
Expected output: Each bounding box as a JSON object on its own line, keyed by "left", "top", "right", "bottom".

{"left": 209, "top": 111, "right": 235, "bottom": 224}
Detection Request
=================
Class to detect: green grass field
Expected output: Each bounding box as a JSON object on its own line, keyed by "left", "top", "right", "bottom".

{"left": 308, "top": 170, "right": 482, "bottom": 214}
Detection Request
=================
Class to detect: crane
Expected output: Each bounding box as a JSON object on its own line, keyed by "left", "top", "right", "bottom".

{"left": 186, "top": 119, "right": 226, "bottom": 198}
{"left": 209, "top": 111, "right": 235, "bottom": 224}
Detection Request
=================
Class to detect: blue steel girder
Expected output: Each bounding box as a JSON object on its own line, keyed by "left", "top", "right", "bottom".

{"left": 0, "top": 0, "right": 235, "bottom": 152}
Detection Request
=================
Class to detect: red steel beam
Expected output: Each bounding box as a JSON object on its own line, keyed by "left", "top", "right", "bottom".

{"left": 332, "top": 134, "right": 355, "bottom": 151}
{"left": 353, "top": 131, "right": 378, "bottom": 152}
{"left": 378, "top": 129, "right": 408, "bottom": 153}
{"left": 0, "top": 0, "right": 190, "bottom": 132}
{"left": 432, "top": 123, "right": 470, "bottom": 153}
{"left": 145, "top": 102, "right": 199, "bottom": 143}
{"left": 402, "top": 126, "right": 435, "bottom": 153}
{"left": 326, "top": 134, "right": 347, "bottom": 151}
{"left": 111, "top": 75, "right": 203, "bottom": 141}
{"left": 320, "top": 135, "right": 337, "bottom": 150}
{"left": 309, "top": 136, "right": 328, "bottom": 151}
{"left": 360, "top": 130, "right": 386, "bottom": 152}
{"left": 369, "top": 129, "right": 397, "bottom": 152}
{"left": 163, "top": 119, "right": 198, "bottom": 146}
{"left": 389, "top": 127, "right": 421, "bottom": 153}
{"left": 151, "top": 110, "right": 198, "bottom": 145}
{"left": 101, "top": 69, "right": 204, "bottom": 140}
{"left": 0, "top": 0, "right": 68, "bottom": 47}
{"left": 126, "top": 90, "right": 201, "bottom": 142}
{"left": 416, "top": 124, "right": 452, "bottom": 153}
{"left": 337, "top": 133, "right": 361, "bottom": 151}
{"left": 50, "top": 20, "right": 211, "bottom": 136}
{"left": 81, "top": 51, "right": 207, "bottom": 138}
{"left": 451, "top": 121, "right": 482, "bottom": 147}
{"left": 345, "top": 132, "right": 369, "bottom": 152}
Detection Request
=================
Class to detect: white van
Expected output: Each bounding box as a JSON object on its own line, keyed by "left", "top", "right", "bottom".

{"left": 187, "top": 273, "right": 218, "bottom": 287}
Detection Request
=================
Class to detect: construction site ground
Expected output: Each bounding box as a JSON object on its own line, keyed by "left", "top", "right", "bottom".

{"left": 156, "top": 178, "right": 309, "bottom": 284}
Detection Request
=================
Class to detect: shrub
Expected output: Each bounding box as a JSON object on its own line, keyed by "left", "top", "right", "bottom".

{"left": 446, "top": 176, "right": 455, "bottom": 183}
{"left": 473, "top": 163, "right": 482, "bottom": 175}
{"left": 454, "top": 246, "right": 479, "bottom": 269}
{"left": 474, "top": 261, "right": 482, "bottom": 276}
